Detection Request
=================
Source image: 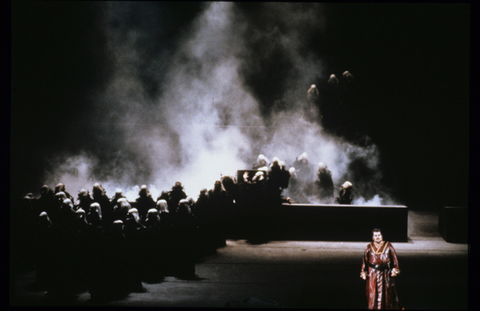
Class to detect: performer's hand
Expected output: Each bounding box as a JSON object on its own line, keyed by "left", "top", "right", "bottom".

{"left": 360, "top": 272, "right": 366, "bottom": 280}
{"left": 391, "top": 270, "right": 397, "bottom": 277}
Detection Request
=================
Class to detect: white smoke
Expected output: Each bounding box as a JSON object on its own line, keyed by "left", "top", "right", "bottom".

{"left": 354, "top": 194, "right": 383, "bottom": 206}
{"left": 42, "top": 2, "right": 398, "bottom": 205}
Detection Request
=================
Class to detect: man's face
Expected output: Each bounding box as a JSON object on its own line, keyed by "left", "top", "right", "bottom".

{"left": 373, "top": 231, "right": 383, "bottom": 243}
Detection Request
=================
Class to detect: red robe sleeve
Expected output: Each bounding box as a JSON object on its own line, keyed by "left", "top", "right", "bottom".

{"left": 387, "top": 242, "right": 401, "bottom": 274}
{"left": 361, "top": 244, "right": 370, "bottom": 274}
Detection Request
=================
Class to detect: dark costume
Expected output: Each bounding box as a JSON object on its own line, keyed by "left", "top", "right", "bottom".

{"left": 314, "top": 163, "right": 334, "bottom": 203}
{"left": 266, "top": 159, "right": 290, "bottom": 205}
{"left": 252, "top": 154, "right": 269, "bottom": 171}
{"left": 157, "top": 191, "right": 170, "bottom": 202}
{"left": 168, "top": 182, "right": 188, "bottom": 213}
{"left": 221, "top": 174, "right": 238, "bottom": 205}
{"left": 305, "top": 84, "right": 321, "bottom": 122}
{"left": 87, "top": 203, "right": 103, "bottom": 229}
{"left": 208, "top": 181, "right": 229, "bottom": 247}
{"left": 77, "top": 189, "right": 93, "bottom": 213}
{"left": 292, "top": 153, "right": 313, "bottom": 182}
{"left": 110, "top": 189, "right": 127, "bottom": 218}
{"left": 171, "top": 200, "right": 198, "bottom": 278}
{"left": 361, "top": 241, "right": 403, "bottom": 310}
{"left": 135, "top": 185, "right": 156, "bottom": 222}
{"left": 335, "top": 181, "right": 353, "bottom": 204}
{"left": 37, "top": 185, "right": 56, "bottom": 220}
{"left": 33, "top": 212, "right": 57, "bottom": 290}
{"left": 92, "top": 183, "right": 112, "bottom": 230}
{"left": 112, "top": 198, "right": 130, "bottom": 222}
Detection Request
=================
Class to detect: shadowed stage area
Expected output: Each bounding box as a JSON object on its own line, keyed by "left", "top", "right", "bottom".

{"left": 226, "top": 203, "right": 408, "bottom": 242}
{"left": 10, "top": 209, "right": 468, "bottom": 309}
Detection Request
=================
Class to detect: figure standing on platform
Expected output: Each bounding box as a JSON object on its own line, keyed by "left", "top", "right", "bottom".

{"left": 252, "top": 154, "right": 270, "bottom": 171}
{"left": 360, "top": 228, "right": 403, "bottom": 310}
{"left": 335, "top": 181, "right": 353, "bottom": 204}
{"left": 314, "top": 162, "right": 334, "bottom": 203}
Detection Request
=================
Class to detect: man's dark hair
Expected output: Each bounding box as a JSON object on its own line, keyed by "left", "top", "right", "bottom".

{"left": 372, "top": 228, "right": 382, "bottom": 234}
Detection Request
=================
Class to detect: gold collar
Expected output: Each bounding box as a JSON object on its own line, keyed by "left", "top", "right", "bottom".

{"left": 371, "top": 241, "right": 388, "bottom": 254}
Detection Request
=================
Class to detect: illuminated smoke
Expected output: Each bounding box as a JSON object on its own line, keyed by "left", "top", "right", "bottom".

{"left": 42, "top": 2, "right": 398, "bottom": 205}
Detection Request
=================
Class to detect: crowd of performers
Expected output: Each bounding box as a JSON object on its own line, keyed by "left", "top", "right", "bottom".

{"left": 13, "top": 181, "right": 215, "bottom": 301}
{"left": 11, "top": 73, "right": 403, "bottom": 308}
{"left": 12, "top": 152, "right": 354, "bottom": 301}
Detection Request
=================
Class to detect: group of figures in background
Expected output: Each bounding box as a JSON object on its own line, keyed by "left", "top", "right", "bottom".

{"left": 13, "top": 181, "right": 232, "bottom": 302}
{"left": 13, "top": 180, "right": 402, "bottom": 309}
{"left": 12, "top": 150, "right": 353, "bottom": 302}
{"left": 11, "top": 74, "right": 367, "bottom": 304}
{"left": 251, "top": 152, "right": 354, "bottom": 205}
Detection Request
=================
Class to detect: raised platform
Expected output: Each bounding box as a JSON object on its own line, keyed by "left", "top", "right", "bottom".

{"left": 225, "top": 203, "right": 408, "bottom": 242}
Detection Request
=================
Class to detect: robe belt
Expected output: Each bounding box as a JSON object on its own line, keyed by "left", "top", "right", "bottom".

{"left": 368, "top": 263, "right": 389, "bottom": 271}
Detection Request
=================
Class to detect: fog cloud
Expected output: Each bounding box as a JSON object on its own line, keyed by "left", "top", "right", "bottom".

{"left": 43, "top": 2, "right": 398, "bottom": 205}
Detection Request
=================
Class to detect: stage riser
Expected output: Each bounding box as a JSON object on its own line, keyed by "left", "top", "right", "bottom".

{"left": 225, "top": 204, "right": 408, "bottom": 242}
{"left": 128, "top": 202, "right": 408, "bottom": 242}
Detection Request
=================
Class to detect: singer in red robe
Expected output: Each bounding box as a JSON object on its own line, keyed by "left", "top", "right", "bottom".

{"left": 360, "top": 229, "right": 404, "bottom": 310}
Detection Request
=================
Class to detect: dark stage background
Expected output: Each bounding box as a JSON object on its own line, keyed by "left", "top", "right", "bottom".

{"left": 11, "top": 2, "right": 470, "bottom": 210}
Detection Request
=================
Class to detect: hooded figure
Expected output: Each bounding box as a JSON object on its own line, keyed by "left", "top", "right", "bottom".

{"left": 92, "top": 183, "right": 112, "bottom": 230}
{"left": 252, "top": 170, "right": 267, "bottom": 205}
{"left": 124, "top": 207, "right": 145, "bottom": 239}
{"left": 252, "top": 154, "right": 270, "bottom": 170}
{"left": 172, "top": 199, "right": 197, "bottom": 278}
{"left": 50, "top": 191, "right": 67, "bottom": 224}
{"left": 127, "top": 208, "right": 141, "bottom": 224}
{"left": 113, "top": 198, "right": 130, "bottom": 222}
{"left": 87, "top": 202, "right": 103, "bottom": 228}
{"left": 292, "top": 152, "right": 314, "bottom": 182}
{"left": 55, "top": 183, "right": 74, "bottom": 201}
{"left": 314, "top": 162, "right": 335, "bottom": 203}
{"left": 74, "top": 208, "right": 88, "bottom": 234}
{"left": 145, "top": 208, "right": 161, "bottom": 230}
{"left": 37, "top": 211, "right": 53, "bottom": 230}
{"left": 283, "top": 167, "right": 301, "bottom": 203}
{"left": 266, "top": 157, "right": 290, "bottom": 205}
{"left": 156, "top": 199, "right": 169, "bottom": 214}
{"left": 168, "top": 182, "right": 188, "bottom": 212}
{"left": 12, "top": 193, "right": 38, "bottom": 268}
{"left": 101, "top": 218, "right": 145, "bottom": 299}
{"left": 208, "top": 180, "right": 228, "bottom": 214}
{"left": 305, "top": 84, "right": 321, "bottom": 121}
{"left": 157, "top": 190, "right": 170, "bottom": 202}
{"left": 33, "top": 211, "right": 57, "bottom": 290}
{"left": 335, "top": 181, "right": 353, "bottom": 204}
{"left": 136, "top": 185, "right": 156, "bottom": 222}
{"left": 20, "top": 193, "right": 37, "bottom": 218}
{"left": 110, "top": 188, "right": 126, "bottom": 215}
{"left": 111, "top": 188, "right": 126, "bottom": 203}
{"left": 221, "top": 173, "right": 238, "bottom": 203}
{"left": 156, "top": 199, "right": 172, "bottom": 231}
{"left": 342, "top": 70, "right": 354, "bottom": 82}
{"left": 307, "top": 84, "right": 320, "bottom": 99}
{"left": 77, "top": 189, "right": 93, "bottom": 213}
{"left": 58, "top": 198, "right": 76, "bottom": 231}
{"left": 192, "top": 189, "right": 209, "bottom": 219}
{"left": 267, "top": 158, "right": 290, "bottom": 188}
{"left": 122, "top": 207, "right": 146, "bottom": 283}
{"left": 38, "top": 185, "right": 55, "bottom": 220}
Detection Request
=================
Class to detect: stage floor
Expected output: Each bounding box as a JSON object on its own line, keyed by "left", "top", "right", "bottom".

{"left": 10, "top": 210, "right": 469, "bottom": 309}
